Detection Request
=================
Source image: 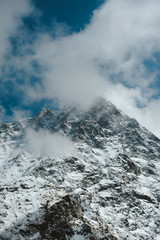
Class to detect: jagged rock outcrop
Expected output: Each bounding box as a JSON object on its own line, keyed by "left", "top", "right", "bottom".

{"left": 0, "top": 98, "right": 160, "bottom": 240}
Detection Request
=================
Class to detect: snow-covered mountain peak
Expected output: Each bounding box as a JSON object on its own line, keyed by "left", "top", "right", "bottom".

{"left": 0, "top": 98, "right": 160, "bottom": 240}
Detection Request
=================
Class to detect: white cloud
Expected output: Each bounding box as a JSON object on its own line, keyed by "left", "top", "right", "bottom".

{"left": 140, "top": 99, "right": 160, "bottom": 138}
{"left": 105, "top": 83, "right": 160, "bottom": 138}
{"left": 0, "top": 106, "right": 31, "bottom": 123}
{"left": 0, "top": 106, "right": 6, "bottom": 122}
{"left": 25, "top": 129, "right": 75, "bottom": 157}
{"left": 25, "top": 0, "right": 160, "bottom": 137}
{"left": 0, "top": 0, "right": 33, "bottom": 69}
{"left": 12, "top": 109, "right": 32, "bottom": 121}
{"left": 1, "top": 0, "right": 160, "bottom": 138}
{"left": 32, "top": 0, "right": 160, "bottom": 101}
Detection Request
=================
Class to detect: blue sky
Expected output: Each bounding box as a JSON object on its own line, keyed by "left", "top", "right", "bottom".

{"left": 0, "top": 0, "right": 105, "bottom": 118}
{"left": 32, "top": 0, "right": 105, "bottom": 32}
{"left": 0, "top": 0, "right": 160, "bottom": 138}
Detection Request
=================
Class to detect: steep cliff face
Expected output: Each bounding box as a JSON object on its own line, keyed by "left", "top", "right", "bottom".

{"left": 0, "top": 98, "right": 160, "bottom": 240}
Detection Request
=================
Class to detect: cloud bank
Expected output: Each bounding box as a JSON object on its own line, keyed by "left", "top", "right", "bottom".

{"left": 32, "top": 0, "right": 160, "bottom": 99}
{"left": 1, "top": 0, "right": 160, "bottom": 138}
{"left": 25, "top": 129, "right": 75, "bottom": 157}
{"left": 27, "top": 0, "right": 160, "bottom": 136}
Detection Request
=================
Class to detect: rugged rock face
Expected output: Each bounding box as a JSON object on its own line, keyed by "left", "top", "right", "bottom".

{"left": 0, "top": 98, "right": 160, "bottom": 240}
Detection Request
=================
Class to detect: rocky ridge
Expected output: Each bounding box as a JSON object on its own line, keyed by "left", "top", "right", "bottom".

{"left": 0, "top": 98, "right": 160, "bottom": 240}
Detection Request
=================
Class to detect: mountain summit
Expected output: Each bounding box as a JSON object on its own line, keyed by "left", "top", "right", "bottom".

{"left": 0, "top": 98, "right": 160, "bottom": 240}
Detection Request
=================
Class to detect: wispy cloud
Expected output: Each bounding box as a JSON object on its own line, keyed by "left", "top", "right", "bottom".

{"left": 0, "top": 0, "right": 33, "bottom": 67}
{"left": 1, "top": 0, "right": 160, "bottom": 137}
{"left": 25, "top": 129, "right": 75, "bottom": 157}
{"left": 31, "top": 0, "right": 160, "bottom": 103}
{"left": 25, "top": 0, "right": 160, "bottom": 136}
{"left": 0, "top": 106, "right": 7, "bottom": 122}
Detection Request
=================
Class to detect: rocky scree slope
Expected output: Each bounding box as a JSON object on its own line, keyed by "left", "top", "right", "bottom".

{"left": 0, "top": 98, "right": 160, "bottom": 240}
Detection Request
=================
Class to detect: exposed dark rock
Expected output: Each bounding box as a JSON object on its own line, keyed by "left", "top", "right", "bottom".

{"left": 133, "top": 191, "right": 155, "bottom": 204}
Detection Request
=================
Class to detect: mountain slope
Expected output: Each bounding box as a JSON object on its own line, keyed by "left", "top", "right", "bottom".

{"left": 0, "top": 98, "right": 160, "bottom": 240}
